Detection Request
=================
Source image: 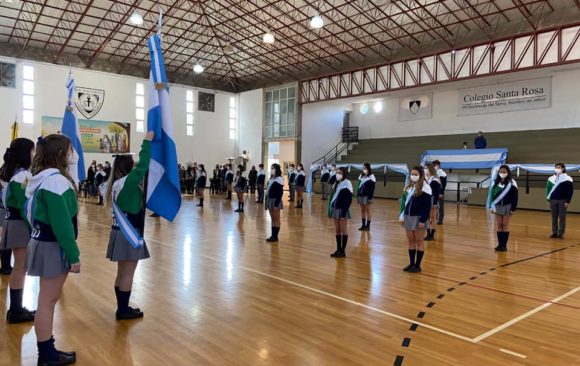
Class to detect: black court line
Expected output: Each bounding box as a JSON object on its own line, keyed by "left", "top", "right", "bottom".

{"left": 417, "top": 311, "right": 425, "bottom": 318}
{"left": 401, "top": 338, "right": 411, "bottom": 347}
{"left": 409, "top": 323, "right": 419, "bottom": 332}
{"left": 500, "top": 245, "right": 576, "bottom": 268}
{"left": 394, "top": 355, "right": 404, "bottom": 366}
{"left": 426, "top": 302, "right": 435, "bottom": 308}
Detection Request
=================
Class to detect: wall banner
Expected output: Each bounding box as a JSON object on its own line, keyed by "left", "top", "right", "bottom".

{"left": 399, "top": 94, "right": 432, "bottom": 121}
{"left": 41, "top": 116, "right": 130, "bottom": 154}
{"left": 458, "top": 77, "right": 551, "bottom": 116}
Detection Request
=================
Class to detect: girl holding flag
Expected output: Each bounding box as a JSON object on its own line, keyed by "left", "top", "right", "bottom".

{"left": 424, "top": 163, "right": 441, "bottom": 241}
{"left": 489, "top": 165, "right": 518, "bottom": 252}
{"left": 357, "top": 163, "right": 375, "bottom": 231}
{"left": 399, "top": 166, "right": 432, "bottom": 273}
{"left": 328, "top": 167, "right": 353, "bottom": 258}
{"left": 547, "top": 163, "right": 574, "bottom": 239}
{"left": 1, "top": 138, "right": 36, "bottom": 323}
{"left": 104, "top": 131, "right": 154, "bottom": 320}
{"left": 266, "top": 164, "right": 284, "bottom": 243}
{"left": 25, "top": 134, "right": 80, "bottom": 365}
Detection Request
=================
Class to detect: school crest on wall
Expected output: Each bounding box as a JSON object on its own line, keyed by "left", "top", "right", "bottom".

{"left": 399, "top": 94, "right": 432, "bottom": 121}
{"left": 409, "top": 100, "right": 421, "bottom": 114}
{"left": 75, "top": 87, "right": 105, "bottom": 119}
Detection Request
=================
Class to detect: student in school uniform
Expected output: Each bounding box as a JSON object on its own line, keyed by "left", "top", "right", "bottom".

{"left": 195, "top": 164, "right": 207, "bottom": 207}
{"left": 220, "top": 165, "right": 228, "bottom": 193}
{"left": 0, "top": 184, "right": 6, "bottom": 274}
{"left": 327, "top": 164, "right": 337, "bottom": 200}
{"left": 294, "top": 164, "right": 306, "bottom": 208}
{"left": 489, "top": 164, "right": 518, "bottom": 252}
{"left": 357, "top": 163, "right": 376, "bottom": 231}
{"left": 328, "top": 167, "right": 353, "bottom": 258}
{"left": 225, "top": 164, "right": 234, "bottom": 200}
{"left": 266, "top": 164, "right": 284, "bottom": 243}
{"left": 288, "top": 164, "right": 297, "bottom": 202}
{"left": 1, "top": 138, "right": 35, "bottom": 323}
{"left": 234, "top": 165, "right": 247, "bottom": 213}
{"left": 248, "top": 165, "right": 257, "bottom": 195}
{"left": 399, "top": 166, "right": 432, "bottom": 273}
{"left": 255, "top": 164, "right": 266, "bottom": 204}
{"left": 320, "top": 164, "right": 330, "bottom": 200}
{"left": 433, "top": 160, "right": 447, "bottom": 225}
{"left": 547, "top": 162, "right": 574, "bottom": 239}
{"left": 424, "top": 163, "right": 441, "bottom": 241}
{"left": 25, "top": 134, "right": 80, "bottom": 365}
{"left": 94, "top": 163, "right": 107, "bottom": 205}
{"left": 104, "top": 132, "right": 154, "bottom": 321}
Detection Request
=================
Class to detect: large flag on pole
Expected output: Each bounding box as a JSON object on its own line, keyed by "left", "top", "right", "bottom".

{"left": 10, "top": 119, "right": 18, "bottom": 141}
{"left": 61, "top": 72, "right": 86, "bottom": 184}
{"left": 145, "top": 28, "right": 181, "bottom": 221}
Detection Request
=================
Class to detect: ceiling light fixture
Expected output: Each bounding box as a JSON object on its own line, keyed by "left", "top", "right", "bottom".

{"left": 360, "top": 103, "right": 369, "bottom": 115}
{"left": 373, "top": 101, "right": 383, "bottom": 113}
{"left": 129, "top": 11, "right": 144, "bottom": 26}
{"left": 193, "top": 64, "right": 204, "bottom": 74}
{"left": 310, "top": 13, "right": 324, "bottom": 29}
{"left": 223, "top": 44, "right": 235, "bottom": 55}
{"left": 263, "top": 31, "right": 275, "bottom": 44}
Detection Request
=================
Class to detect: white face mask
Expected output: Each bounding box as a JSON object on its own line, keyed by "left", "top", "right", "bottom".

{"left": 499, "top": 172, "right": 508, "bottom": 179}
{"left": 555, "top": 168, "right": 563, "bottom": 174}
{"left": 270, "top": 168, "right": 276, "bottom": 176}
{"left": 336, "top": 173, "right": 343, "bottom": 181}
{"left": 410, "top": 175, "right": 420, "bottom": 183}
{"left": 68, "top": 151, "right": 78, "bottom": 165}
{"left": 363, "top": 169, "right": 368, "bottom": 175}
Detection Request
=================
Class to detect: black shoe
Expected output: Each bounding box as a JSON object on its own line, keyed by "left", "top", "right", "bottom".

{"left": 361, "top": 226, "right": 370, "bottom": 232}
{"left": 550, "top": 233, "right": 558, "bottom": 238}
{"left": 0, "top": 267, "right": 12, "bottom": 275}
{"left": 558, "top": 235, "right": 564, "bottom": 239}
{"left": 116, "top": 307, "right": 144, "bottom": 320}
{"left": 403, "top": 265, "right": 413, "bottom": 272}
{"left": 424, "top": 234, "right": 432, "bottom": 241}
{"left": 437, "top": 221, "right": 443, "bottom": 225}
{"left": 149, "top": 213, "right": 160, "bottom": 218}
{"left": 333, "top": 251, "right": 346, "bottom": 258}
{"left": 358, "top": 226, "right": 365, "bottom": 231}
{"left": 234, "top": 209, "right": 241, "bottom": 212}
{"left": 38, "top": 351, "right": 77, "bottom": 366}
{"left": 408, "top": 266, "right": 422, "bottom": 273}
{"left": 494, "top": 246, "right": 507, "bottom": 252}
{"left": 330, "top": 251, "right": 341, "bottom": 257}
{"left": 196, "top": 203, "right": 203, "bottom": 207}
{"left": 266, "top": 237, "right": 278, "bottom": 243}
{"left": 7, "top": 308, "right": 36, "bottom": 324}
{"left": 238, "top": 209, "right": 244, "bottom": 213}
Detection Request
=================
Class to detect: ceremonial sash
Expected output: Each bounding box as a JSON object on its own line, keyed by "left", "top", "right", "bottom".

{"left": 399, "top": 187, "right": 415, "bottom": 221}
{"left": 112, "top": 199, "right": 144, "bottom": 249}
{"left": 490, "top": 182, "right": 512, "bottom": 210}
{"left": 547, "top": 174, "right": 572, "bottom": 200}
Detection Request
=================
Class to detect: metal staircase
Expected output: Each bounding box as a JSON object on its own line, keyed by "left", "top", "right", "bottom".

{"left": 312, "top": 127, "right": 359, "bottom": 165}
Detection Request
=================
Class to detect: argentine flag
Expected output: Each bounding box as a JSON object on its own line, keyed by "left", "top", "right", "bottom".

{"left": 61, "top": 75, "right": 86, "bottom": 185}
{"left": 146, "top": 33, "right": 181, "bottom": 221}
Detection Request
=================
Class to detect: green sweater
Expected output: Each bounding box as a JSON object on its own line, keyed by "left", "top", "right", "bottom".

{"left": 115, "top": 141, "right": 151, "bottom": 214}
{"left": 26, "top": 169, "right": 80, "bottom": 264}
{"left": 5, "top": 170, "right": 30, "bottom": 214}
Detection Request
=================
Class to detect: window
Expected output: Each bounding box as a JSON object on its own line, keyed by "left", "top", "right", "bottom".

{"left": 186, "top": 90, "right": 194, "bottom": 136}
{"left": 264, "top": 86, "right": 296, "bottom": 138}
{"left": 22, "top": 65, "right": 34, "bottom": 124}
{"left": 135, "top": 82, "right": 145, "bottom": 132}
{"left": 229, "top": 96, "right": 237, "bottom": 140}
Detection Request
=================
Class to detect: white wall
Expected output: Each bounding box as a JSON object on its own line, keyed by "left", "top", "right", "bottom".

{"left": 238, "top": 88, "right": 263, "bottom": 168}
{"left": 0, "top": 56, "right": 240, "bottom": 170}
{"left": 301, "top": 99, "right": 351, "bottom": 172}
{"left": 301, "top": 64, "right": 580, "bottom": 166}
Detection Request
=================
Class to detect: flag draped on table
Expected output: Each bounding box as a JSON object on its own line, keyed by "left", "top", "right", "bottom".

{"left": 60, "top": 73, "right": 86, "bottom": 184}
{"left": 145, "top": 30, "right": 181, "bottom": 221}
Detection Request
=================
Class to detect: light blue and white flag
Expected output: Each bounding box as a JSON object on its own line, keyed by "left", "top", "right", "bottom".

{"left": 61, "top": 73, "right": 86, "bottom": 184}
{"left": 145, "top": 32, "right": 181, "bottom": 221}
{"left": 421, "top": 148, "right": 508, "bottom": 169}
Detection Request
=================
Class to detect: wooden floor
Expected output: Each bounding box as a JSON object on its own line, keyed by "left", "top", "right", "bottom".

{"left": 2, "top": 192, "right": 580, "bottom": 366}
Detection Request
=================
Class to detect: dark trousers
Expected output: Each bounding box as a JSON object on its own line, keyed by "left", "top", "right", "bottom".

{"left": 321, "top": 181, "right": 329, "bottom": 199}
{"left": 550, "top": 199, "right": 567, "bottom": 235}
{"left": 289, "top": 183, "right": 295, "bottom": 200}
{"left": 437, "top": 194, "right": 445, "bottom": 223}
{"left": 257, "top": 185, "right": 264, "bottom": 202}
{"left": 249, "top": 184, "right": 256, "bottom": 194}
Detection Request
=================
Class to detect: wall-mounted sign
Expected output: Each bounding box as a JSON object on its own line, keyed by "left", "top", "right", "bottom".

{"left": 198, "top": 91, "right": 215, "bottom": 112}
{"left": 458, "top": 77, "right": 551, "bottom": 116}
{"left": 75, "top": 86, "right": 105, "bottom": 119}
{"left": 0, "top": 62, "right": 15, "bottom": 88}
{"left": 42, "top": 116, "right": 130, "bottom": 154}
{"left": 399, "top": 94, "right": 432, "bottom": 121}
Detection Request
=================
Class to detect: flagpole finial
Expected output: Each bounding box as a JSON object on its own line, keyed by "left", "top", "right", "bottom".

{"left": 157, "top": 8, "right": 163, "bottom": 36}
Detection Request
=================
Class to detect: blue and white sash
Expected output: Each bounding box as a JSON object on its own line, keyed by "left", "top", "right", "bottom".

{"left": 491, "top": 182, "right": 512, "bottom": 211}
{"left": 112, "top": 200, "right": 144, "bottom": 249}
{"left": 547, "top": 174, "right": 572, "bottom": 200}
{"left": 331, "top": 180, "right": 353, "bottom": 205}
{"left": 399, "top": 187, "right": 415, "bottom": 221}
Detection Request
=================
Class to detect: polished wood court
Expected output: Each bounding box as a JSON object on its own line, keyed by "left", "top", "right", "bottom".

{"left": 2, "top": 192, "right": 580, "bottom": 365}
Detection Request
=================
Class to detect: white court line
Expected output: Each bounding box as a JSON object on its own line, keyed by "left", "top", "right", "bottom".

{"left": 472, "top": 285, "right": 580, "bottom": 343}
{"left": 500, "top": 349, "right": 527, "bottom": 359}
{"left": 192, "top": 251, "right": 475, "bottom": 343}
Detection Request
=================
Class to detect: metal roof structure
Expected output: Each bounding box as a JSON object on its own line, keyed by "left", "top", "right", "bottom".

{"left": 0, "top": 0, "right": 579, "bottom": 93}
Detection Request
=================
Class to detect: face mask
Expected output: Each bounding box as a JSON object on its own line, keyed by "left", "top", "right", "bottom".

{"left": 270, "top": 168, "right": 276, "bottom": 176}
{"left": 68, "top": 152, "right": 79, "bottom": 165}
{"left": 410, "top": 175, "right": 420, "bottom": 183}
{"left": 555, "top": 168, "right": 563, "bottom": 174}
{"left": 336, "top": 173, "right": 343, "bottom": 181}
{"left": 499, "top": 172, "right": 508, "bottom": 179}
{"left": 363, "top": 169, "right": 368, "bottom": 174}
